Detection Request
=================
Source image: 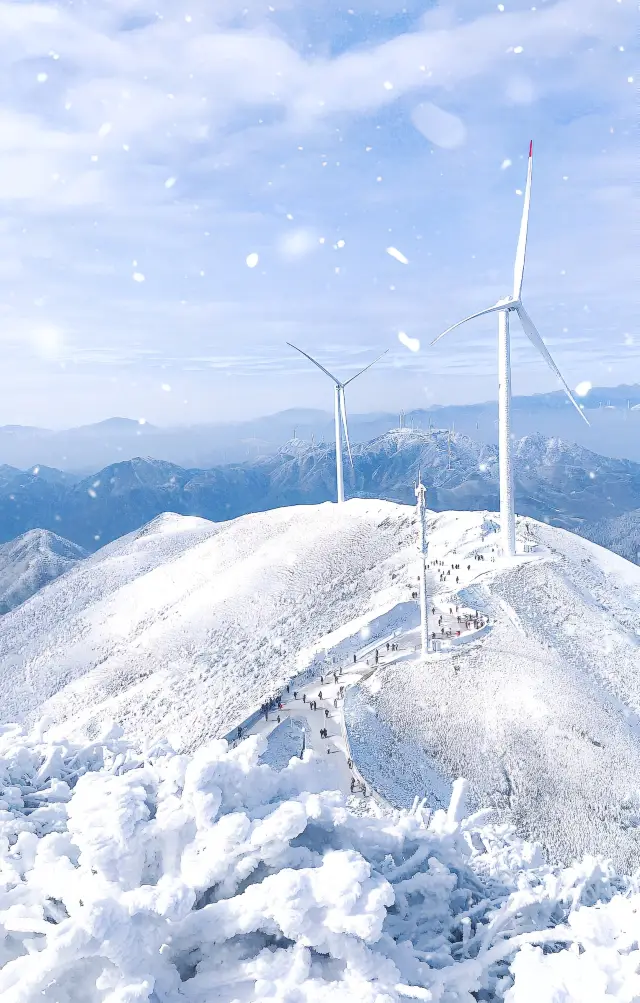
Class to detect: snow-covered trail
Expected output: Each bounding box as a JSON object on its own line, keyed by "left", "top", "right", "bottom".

{"left": 232, "top": 575, "right": 492, "bottom": 808}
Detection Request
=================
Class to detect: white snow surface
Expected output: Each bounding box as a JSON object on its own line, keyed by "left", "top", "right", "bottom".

{"left": 0, "top": 503, "right": 417, "bottom": 749}
{"left": 0, "top": 720, "right": 638, "bottom": 1003}
{"left": 0, "top": 529, "right": 87, "bottom": 614}
{"left": 2, "top": 502, "right": 640, "bottom": 873}
{"left": 348, "top": 511, "right": 640, "bottom": 871}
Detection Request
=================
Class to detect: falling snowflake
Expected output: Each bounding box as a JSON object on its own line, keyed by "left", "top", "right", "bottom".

{"left": 398, "top": 331, "right": 420, "bottom": 352}
{"left": 246, "top": 252, "right": 259, "bottom": 268}
{"left": 161, "top": 383, "right": 171, "bottom": 392}
{"left": 164, "top": 177, "right": 177, "bottom": 189}
{"left": 575, "top": 381, "right": 592, "bottom": 397}
{"left": 36, "top": 72, "right": 48, "bottom": 83}
{"left": 386, "top": 246, "right": 409, "bottom": 265}
{"left": 132, "top": 272, "right": 145, "bottom": 283}
{"left": 98, "top": 122, "right": 112, "bottom": 138}
{"left": 501, "top": 159, "right": 512, "bottom": 169}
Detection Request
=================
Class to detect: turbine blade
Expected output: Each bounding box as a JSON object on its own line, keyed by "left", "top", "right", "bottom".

{"left": 339, "top": 387, "right": 354, "bottom": 467}
{"left": 515, "top": 304, "right": 590, "bottom": 426}
{"left": 286, "top": 342, "right": 339, "bottom": 383}
{"left": 343, "top": 349, "right": 389, "bottom": 386}
{"left": 431, "top": 303, "right": 505, "bottom": 346}
{"left": 513, "top": 140, "right": 533, "bottom": 300}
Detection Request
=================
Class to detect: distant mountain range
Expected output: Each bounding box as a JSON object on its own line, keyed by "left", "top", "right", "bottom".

{"left": 0, "top": 529, "right": 87, "bottom": 614}
{"left": 1, "top": 382, "right": 639, "bottom": 471}
{"left": 1, "top": 429, "right": 639, "bottom": 563}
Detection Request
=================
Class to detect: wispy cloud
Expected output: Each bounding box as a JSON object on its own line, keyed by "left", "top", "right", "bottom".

{"left": 0, "top": 0, "right": 635, "bottom": 425}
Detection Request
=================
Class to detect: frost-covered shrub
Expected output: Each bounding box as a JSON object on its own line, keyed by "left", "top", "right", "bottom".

{"left": 0, "top": 720, "right": 638, "bottom": 1003}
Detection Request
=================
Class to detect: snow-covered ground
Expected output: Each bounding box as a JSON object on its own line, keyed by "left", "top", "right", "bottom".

{"left": 2, "top": 501, "right": 640, "bottom": 871}
{"left": 0, "top": 503, "right": 418, "bottom": 749}
{"left": 0, "top": 720, "right": 637, "bottom": 1003}
{"left": 347, "top": 511, "right": 640, "bottom": 871}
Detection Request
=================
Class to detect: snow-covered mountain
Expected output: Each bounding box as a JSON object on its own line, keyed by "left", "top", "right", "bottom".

{"left": 2, "top": 430, "right": 640, "bottom": 558}
{"left": 345, "top": 510, "right": 640, "bottom": 871}
{"left": 0, "top": 503, "right": 416, "bottom": 748}
{"left": 2, "top": 383, "right": 639, "bottom": 469}
{"left": 1, "top": 501, "right": 640, "bottom": 871}
{"left": 0, "top": 529, "right": 87, "bottom": 614}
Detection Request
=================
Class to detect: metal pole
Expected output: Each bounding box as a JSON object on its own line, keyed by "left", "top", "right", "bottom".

{"left": 415, "top": 478, "right": 429, "bottom": 658}
{"left": 498, "top": 310, "right": 515, "bottom": 556}
{"left": 334, "top": 383, "right": 344, "bottom": 503}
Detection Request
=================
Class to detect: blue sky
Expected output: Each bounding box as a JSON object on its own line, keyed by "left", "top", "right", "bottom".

{"left": 0, "top": 0, "right": 636, "bottom": 427}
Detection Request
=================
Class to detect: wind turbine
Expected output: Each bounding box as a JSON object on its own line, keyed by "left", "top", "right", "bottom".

{"left": 431, "top": 142, "right": 589, "bottom": 557}
{"left": 286, "top": 343, "right": 388, "bottom": 503}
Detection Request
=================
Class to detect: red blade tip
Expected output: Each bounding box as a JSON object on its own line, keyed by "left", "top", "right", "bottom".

{"left": 529, "top": 140, "right": 533, "bottom": 157}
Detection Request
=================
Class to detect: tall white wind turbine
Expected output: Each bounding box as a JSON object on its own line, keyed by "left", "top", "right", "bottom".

{"left": 431, "top": 142, "right": 589, "bottom": 557}
{"left": 287, "top": 343, "right": 388, "bottom": 503}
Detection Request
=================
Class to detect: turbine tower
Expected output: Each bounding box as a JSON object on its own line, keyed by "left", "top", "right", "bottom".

{"left": 287, "top": 343, "right": 388, "bottom": 503}
{"left": 415, "top": 474, "right": 429, "bottom": 658}
{"left": 431, "top": 142, "right": 589, "bottom": 557}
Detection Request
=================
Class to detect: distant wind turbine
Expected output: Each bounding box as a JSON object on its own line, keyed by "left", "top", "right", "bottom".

{"left": 431, "top": 142, "right": 589, "bottom": 557}
{"left": 287, "top": 343, "right": 388, "bottom": 503}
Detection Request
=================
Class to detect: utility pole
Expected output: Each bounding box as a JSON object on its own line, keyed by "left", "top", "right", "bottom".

{"left": 415, "top": 474, "right": 429, "bottom": 659}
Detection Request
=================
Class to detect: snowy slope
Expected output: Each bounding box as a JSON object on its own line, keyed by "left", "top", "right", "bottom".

{"left": 0, "top": 503, "right": 416, "bottom": 749}
{"left": 0, "top": 529, "right": 87, "bottom": 614}
{"left": 350, "top": 511, "right": 640, "bottom": 870}
{"left": 2, "top": 501, "right": 640, "bottom": 870}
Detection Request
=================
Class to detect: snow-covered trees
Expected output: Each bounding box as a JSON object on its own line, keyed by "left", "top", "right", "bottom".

{"left": 0, "top": 720, "right": 637, "bottom": 1002}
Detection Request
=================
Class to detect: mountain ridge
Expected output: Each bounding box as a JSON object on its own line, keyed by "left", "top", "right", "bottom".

{"left": 1, "top": 429, "right": 640, "bottom": 558}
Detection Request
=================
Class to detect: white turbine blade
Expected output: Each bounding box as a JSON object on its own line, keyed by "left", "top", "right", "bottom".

{"left": 431, "top": 303, "right": 505, "bottom": 346}
{"left": 343, "top": 349, "right": 389, "bottom": 386}
{"left": 516, "top": 304, "right": 590, "bottom": 426}
{"left": 513, "top": 140, "right": 533, "bottom": 300}
{"left": 286, "top": 342, "right": 339, "bottom": 383}
{"left": 339, "top": 386, "right": 354, "bottom": 467}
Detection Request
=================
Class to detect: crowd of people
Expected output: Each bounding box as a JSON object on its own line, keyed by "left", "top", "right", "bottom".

{"left": 234, "top": 551, "right": 493, "bottom": 799}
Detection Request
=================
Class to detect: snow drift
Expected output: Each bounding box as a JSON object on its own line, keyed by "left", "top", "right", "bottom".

{"left": 0, "top": 720, "right": 637, "bottom": 1003}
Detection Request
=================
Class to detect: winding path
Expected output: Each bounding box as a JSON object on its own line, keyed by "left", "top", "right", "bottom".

{"left": 230, "top": 545, "right": 497, "bottom": 808}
